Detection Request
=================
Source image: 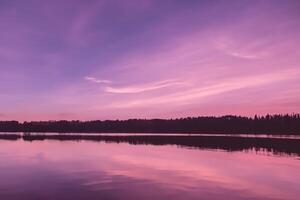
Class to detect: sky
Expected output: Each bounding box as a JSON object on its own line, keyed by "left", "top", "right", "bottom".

{"left": 0, "top": 0, "right": 300, "bottom": 121}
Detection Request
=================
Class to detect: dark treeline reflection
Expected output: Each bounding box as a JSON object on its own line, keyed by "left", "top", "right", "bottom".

{"left": 1, "top": 114, "right": 300, "bottom": 134}
{"left": 2, "top": 134, "right": 300, "bottom": 157}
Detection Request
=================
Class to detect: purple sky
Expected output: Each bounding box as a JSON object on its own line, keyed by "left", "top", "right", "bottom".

{"left": 1, "top": 0, "right": 300, "bottom": 121}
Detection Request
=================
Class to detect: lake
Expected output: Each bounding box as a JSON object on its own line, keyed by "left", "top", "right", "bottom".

{"left": 0, "top": 134, "right": 299, "bottom": 200}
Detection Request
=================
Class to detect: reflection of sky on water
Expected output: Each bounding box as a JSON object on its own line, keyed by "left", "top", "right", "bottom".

{"left": 0, "top": 140, "right": 299, "bottom": 200}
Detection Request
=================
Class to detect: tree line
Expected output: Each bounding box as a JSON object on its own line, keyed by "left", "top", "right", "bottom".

{"left": 0, "top": 114, "right": 300, "bottom": 134}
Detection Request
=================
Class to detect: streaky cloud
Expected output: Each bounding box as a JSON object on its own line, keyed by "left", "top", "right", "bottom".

{"left": 105, "top": 79, "right": 186, "bottom": 94}
{"left": 85, "top": 76, "right": 112, "bottom": 84}
{"left": 110, "top": 69, "right": 300, "bottom": 108}
{"left": 214, "top": 37, "right": 268, "bottom": 60}
{"left": 228, "top": 52, "right": 260, "bottom": 59}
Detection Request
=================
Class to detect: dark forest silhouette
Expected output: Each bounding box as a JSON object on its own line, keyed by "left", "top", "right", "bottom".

{"left": 0, "top": 114, "right": 300, "bottom": 134}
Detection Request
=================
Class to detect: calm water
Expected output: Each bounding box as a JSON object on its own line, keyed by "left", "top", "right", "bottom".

{"left": 0, "top": 135, "right": 299, "bottom": 200}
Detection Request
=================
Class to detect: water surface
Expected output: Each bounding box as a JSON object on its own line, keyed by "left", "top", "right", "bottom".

{"left": 0, "top": 135, "right": 299, "bottom": 200}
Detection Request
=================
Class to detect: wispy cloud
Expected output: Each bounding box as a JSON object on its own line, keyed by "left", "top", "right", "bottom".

{"left": 85, "top": 76, "right": 186, "bottom": 94}
{"left": 110, "top": 69, "right": 300, "bottom": 108}
{"left": 105, "top": 79, "right": 186, "bottom": 94}
{"left": 214, "top": 36, "right": 268, "bottom": 60}
{"left": 85, "top": 76, "right": 112, "bottom": 84}
{"left": 227, "top": 52, "right": 260, "bottom": 59}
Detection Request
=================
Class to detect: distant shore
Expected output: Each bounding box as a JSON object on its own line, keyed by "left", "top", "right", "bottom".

{"left": 1, "top": 114, "right": 300, "bottom": 135}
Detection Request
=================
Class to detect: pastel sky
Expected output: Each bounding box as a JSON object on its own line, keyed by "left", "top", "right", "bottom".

{"left": 0, "top": 0, "right": 300, "bottom": 121}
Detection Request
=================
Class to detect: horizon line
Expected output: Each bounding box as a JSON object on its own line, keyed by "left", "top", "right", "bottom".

{"left": 1, "top": 113, "right": 299, "bottom": 123}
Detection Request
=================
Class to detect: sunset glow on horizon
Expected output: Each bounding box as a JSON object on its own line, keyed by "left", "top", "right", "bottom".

{"left": 1, "top": 0, "right": 300, "bottom": 121}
